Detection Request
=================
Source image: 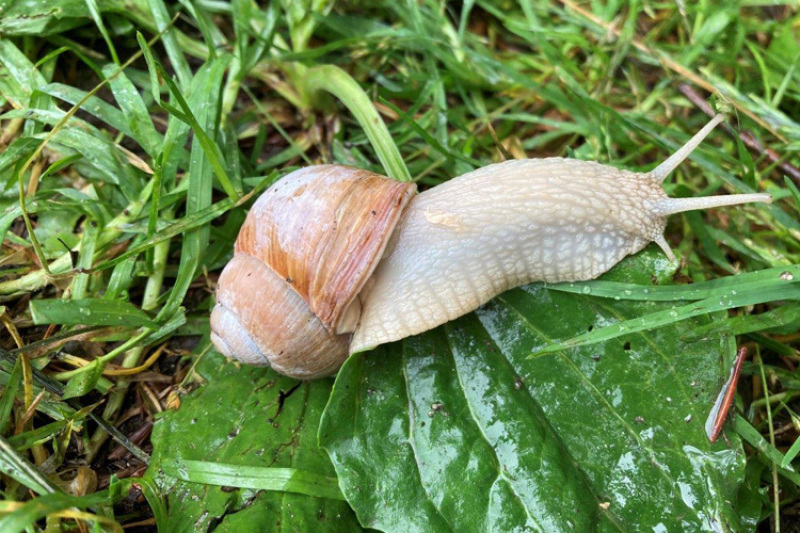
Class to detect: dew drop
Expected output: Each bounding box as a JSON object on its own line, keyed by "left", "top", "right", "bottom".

{"left": 623, "top": 289, "right": 632, "bottom": 296}
{"left": 780, "top": 271, "right": 794, "bottom": 281}
{"left": 581, "top": 286, "right": 592, "bottom": 294}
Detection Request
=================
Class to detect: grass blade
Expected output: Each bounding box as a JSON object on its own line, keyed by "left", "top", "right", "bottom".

{"left": 735, "top": 414, "right": 800, "bottom": 487}
{"left": 303, "top": 64, "right": 411, "bottom": 182}
{"left": 0, "top": 349, "right": 150, "bottom": 465}
{"left": 684, "top": 304, "right": 800, "bottom": 341}
{"left": 146, "top": 0, "right": 192, "bottom": 90}
{"left": 533, "top": 280, "right": 800, "bottom": 356}
{"left": 102, "top": 64, "right": 162, "bottom": 157}
{"left": 0, "top": 358, "right": 22, "bottom": 434}
{"left": 92, "top": 197, "right": 237, "bottom": 273}
{"left": 162, "top": 459, "right": 345, "bottom": 501}
{"left": 0, "top": 434, "right": 58, "bottom": 495}
{"left": 0, "top": 489, "right": 124, "bottom": 533}
{"left": 30, "top": 299, "right": 158, "bottom": 328}
{"left": 83, "top": 0, "right": 120, "bottom": 64}
{"left": 547, "top": 265, "right": 800, "bottom": 302}
{"left": 137, "top": 33, "right": 239, "bottom": 200}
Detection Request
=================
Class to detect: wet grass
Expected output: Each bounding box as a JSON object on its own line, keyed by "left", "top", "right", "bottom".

{"left": 0, "top": 0, "right": 798, "bottom": 531}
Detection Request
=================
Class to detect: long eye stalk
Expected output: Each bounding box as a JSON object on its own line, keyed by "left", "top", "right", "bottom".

{"left": 655, "top": 193, "right": 772, "bottom": 216}
{"left": 651, "top": 113, "right": 727, "bottom": 183}
{"left": 649, "top": 113, "right": 771, "bottom": 215}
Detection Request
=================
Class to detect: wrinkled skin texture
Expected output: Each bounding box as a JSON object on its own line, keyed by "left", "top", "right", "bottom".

{"left": 352, "top": 159, "right": 668, "bottom": 352}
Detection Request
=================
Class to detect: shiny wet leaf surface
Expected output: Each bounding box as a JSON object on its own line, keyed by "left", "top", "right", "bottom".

{"left": 145, "top": 356, "right": 361, "bottom": 533}
{"left": 320, "top": 250, "right": 750, "bottom": 532}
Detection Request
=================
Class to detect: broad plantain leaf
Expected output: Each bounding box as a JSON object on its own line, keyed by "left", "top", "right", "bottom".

{"left": 320, "top": 249, "right": 750, "bottom": 532}
{"left": 145, "top": 353, "right": 362, "bottom": 533}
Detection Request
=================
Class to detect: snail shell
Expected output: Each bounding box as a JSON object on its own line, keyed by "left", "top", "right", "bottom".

{"left": 211, "top": 115, "right": 772, "bottom": 379}
{"left": 211, "top": 165, "right": 415, "bottom": 379}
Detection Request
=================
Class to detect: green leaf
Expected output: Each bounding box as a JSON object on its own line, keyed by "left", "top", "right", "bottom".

{"left": 303, "top": 65, "right": 411, "bottom": 182}
{"left": 785, "top": 176, "right": 800, "bottom": 214}
{"left": 684, "top": 304, "right": 800, "bottom": 341}
{"left": 70, "top": 218, "right": 99, "bottom": 300}
{"left": 137, "top": 37, "right": 239, "bottom": 200}
{"left": 61, "top": 359, "right": 105, "bottom": 399}
{"left": 0, "top": 39, "right": 49, "bottom": 101}
{"left": 735, "top": 136, "right": 756, "bottom": 190}
{"left": 548, "top": 265, "right": 800, "bottom": 301}
{"left": 0, "top": 358, "right": 22, "bottom": 434}
{"left": 239, "top": 2, "right": 280, "bottom": 74}
{"left": 6, "top": 419, "right": 70, "bottom": 451}
{"left": 142, "top": 308, "right": 186, "bottom": 344}
{"left": 136, "top": 476, "right": 168, "bottom": 531}
{"left": 734, "top": 415, "right": 800, "bottom": 486}
{"left": 0, "top": 137, "right": 41, "bottom": 192}
{"left": 146, "top": 0, "right": 192, "bottom": 90}
{"left": 101, "top": 64, "right": 162, "bottom": 156}
{"left": 280, "top": 0, "right": 331, "bottom": 53}
{"left": 0, "top": 487, "right": 126, "bottom": 533}
{"left": 782, "top": 436, "right": 800, "bottom": 469}
{"left": 534, "top": 272, "right": 800, "bottom": 355}
{"left": 49, "top": 127, "right": 139, "bottom": 199}
{"left": 0, "top": 435, "right": 58, "bottom": 496}
{"left": 0, "top": 0, "right": 96, "bottom": 36}
{"left": 144, "top": 355, "right": 361, "bottom": 532}
{"left": 93, "top": 197, "right": 237, "bottom": 272}
{"left": 84, "top": 0, "right": 120, "bottom": 64}
{"left": 30, "top": 299, "right": 157, "bottom": 328}
{"left": 155, "top": 54, "right": 232, "bottom": 321}
{"left": 162, "top": 459, "right": 345, "bottom": 500}
{"left": 6, "top": 402, "right": 94, "bottom": 450}
{"left": 320, "top": 251, "right": 749, "bottom": 531}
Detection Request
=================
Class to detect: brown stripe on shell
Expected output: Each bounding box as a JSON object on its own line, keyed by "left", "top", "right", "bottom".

{"left": 235, "top": 165, "right": 416, "bottom": 332}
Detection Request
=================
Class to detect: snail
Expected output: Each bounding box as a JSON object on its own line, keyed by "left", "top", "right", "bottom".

{"left": 210, "top": 114, "right": 771, "bottom": 379}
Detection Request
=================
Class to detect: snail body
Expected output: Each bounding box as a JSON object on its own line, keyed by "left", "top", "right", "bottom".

{"left": 211, "top": 115, "right": 771, "bottom": 378}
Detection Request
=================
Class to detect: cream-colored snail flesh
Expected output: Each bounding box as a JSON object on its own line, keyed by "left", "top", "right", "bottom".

{"left": 210, "top": 115, "right": 772, "bottom": 379}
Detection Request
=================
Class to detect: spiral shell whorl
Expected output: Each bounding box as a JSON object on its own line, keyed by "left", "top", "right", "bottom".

{"left": 211, "top": 253, "right": 350, "bottom": 379}
{"left": 210, "top": 165, "right": 416, "bottom": 378}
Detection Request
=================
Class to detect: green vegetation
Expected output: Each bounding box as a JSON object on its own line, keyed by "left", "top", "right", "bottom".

{"left": 0, "top": 1, "right": 798, "bottom": 531}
